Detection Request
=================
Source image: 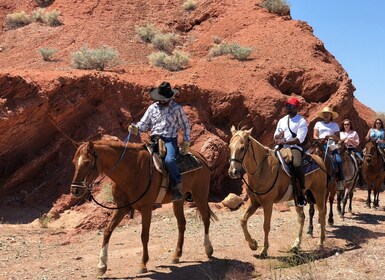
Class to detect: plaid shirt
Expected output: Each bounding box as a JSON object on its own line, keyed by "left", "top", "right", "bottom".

{"left": 136, "top": 100, "right": 191, "bottom": 141}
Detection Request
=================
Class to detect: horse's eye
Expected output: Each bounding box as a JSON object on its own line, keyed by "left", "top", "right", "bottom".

{"left": 240, "top": 147, "right": 245, "bottom": 152}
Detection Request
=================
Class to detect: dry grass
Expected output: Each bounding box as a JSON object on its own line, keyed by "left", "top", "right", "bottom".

{"left": 71, "top": 45, "right": 120, "bottom": 71}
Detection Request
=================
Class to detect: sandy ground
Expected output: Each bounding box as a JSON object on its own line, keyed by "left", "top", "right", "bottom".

{"left": 1, "top": 189, "right": 385, "bottom": 280}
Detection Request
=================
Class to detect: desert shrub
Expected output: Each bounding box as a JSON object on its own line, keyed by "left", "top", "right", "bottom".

{"left": 148, "top": 51, "right": 190, "bottom": 71}
{"left": 71, "top": 45, "right": 120, "bottom": 71}
{"left": 43, "top": 10, "right": 62, "bottom": 26}
{"left": 39, "top": 47, "right": 57, "bottom": 61}
{"left": 38, "top": 214, "right": 50, "bottom": 228}
{"left": 136, "top": 22, "right": 159, "bottom": 43}
{"left": 182, "top": 0, "right": 198, "bottom": 11}
{"left": 229, "top": 43, "right": 253, "bottom": 61}
{"left": 5, "top": 11, "right": 32, "bottom": 30}
{"left": 260, "top": 0, "right": 290, "bottom": 16}
{"left": 151, "top": 32, "right": 179, "bottom": 53}
{"left": 31, "top": 8, "right": 45, "bottom": 23}
{"left": 35, "top": 0, "right": 55, "bottom": 7}
{"left": 209, "top": 43, "right": 231, "bottom": 57}
{"left": 212, "top": 35, "right": 223, "bottom": 45}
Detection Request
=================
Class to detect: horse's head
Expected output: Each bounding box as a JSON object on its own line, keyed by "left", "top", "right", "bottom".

{"left": 309, "top": 139, "right": 324, "bottom": 157}
{"left": 70, "top": 142, "right": 99, "bottom": 198}
{"left": 364, "top": 140, "right": 378, "bottom": 165}
{"left": 228, "top": 126, "right": 253, "bottom": 179}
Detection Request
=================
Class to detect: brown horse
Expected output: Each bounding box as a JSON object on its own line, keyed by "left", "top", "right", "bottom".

{"left": 228, "top": 127, "right": 327, "bottom": 257}
{"left": 362, "top": 140, "right": 385, "bottom": 208}
{"left": 308, "top": 140, "right": 359, "bottom": 230}
{"left": 70, "top": 140, "right": 217, "bottom": 275}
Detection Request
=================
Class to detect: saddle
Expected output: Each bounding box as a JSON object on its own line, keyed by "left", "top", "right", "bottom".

{"left": 276, "top": 147, "right": 320, "bottom": 177}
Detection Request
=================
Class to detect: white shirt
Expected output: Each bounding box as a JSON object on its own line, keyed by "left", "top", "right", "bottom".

{"left": 314, "top": 121, "right": 339, "bottom": 139}
{"left": 274, "top": 114, "right": 308, "bottom": 150}
{"left": 340, "top": 130, "right": 360, "bottom": 148}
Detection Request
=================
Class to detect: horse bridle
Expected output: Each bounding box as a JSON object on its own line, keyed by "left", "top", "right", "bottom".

{"left": 229, "top": 135, "right": 251, "bottom": 176}
{"left": 70, "top": 148, "right": 99, "bottom": 195}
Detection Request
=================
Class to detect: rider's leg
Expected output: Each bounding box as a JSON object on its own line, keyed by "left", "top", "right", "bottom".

{"left": 292, "top": 148, "right": 306, "bottom": 207}
{"left": 164, "top": 137, "right": 183, "bottom": 202}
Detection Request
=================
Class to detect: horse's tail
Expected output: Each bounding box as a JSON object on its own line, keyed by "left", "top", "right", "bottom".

{"left": 195, "top": 204, "right": 218, "bottom": 222}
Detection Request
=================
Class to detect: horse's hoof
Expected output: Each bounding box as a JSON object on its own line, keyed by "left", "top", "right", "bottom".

{"left": 328, "top": 219, "right": 334, "bottom": 226}
{"left": 259, "top": 249, "right": 268, "bottom": 258}
{"left": 205, "top": 245, "right": 214, "bottom": 257}
{"left": 290, "top": 246, "right": 299, "bottom": 254}
{"left": 306, "top": 231, "right": 313, "bottom": 237}
{"left": 138, "top": 267, "right": 148, "bottom": 274}
{"left": 98, "top": 265, "right": 107, "bottom": 276}
{"left": 171, "top": 258, "right": 179, "bottom": 264}
{"left": 249, "top": 239, "right": 258, "bottom": 251}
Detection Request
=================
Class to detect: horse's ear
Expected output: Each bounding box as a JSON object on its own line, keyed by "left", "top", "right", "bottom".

{"left": 246, "top": 128, "right": 253, "bottom": 135}
{"left": 230, "top": 125, "right": 237, "bottom": 135}
{"left": 87, "top": 141, "right": 94, "bottom": 153}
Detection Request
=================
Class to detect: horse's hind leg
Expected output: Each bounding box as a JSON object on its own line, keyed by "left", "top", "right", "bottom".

{"left": 316, "top": 201, "right": 326, "bottom": 247}
{"left": 171, "top": 201, "right": 186, "bottom": 263}
{"left": 98, "top": 208, "right": 128, "bottom": 276}
{"left": 138, "top": 208, "right": 152, "bottom": 273}
{"left": 240, "top": 198, "right": 259, "bottom": 252}
{"left": 307, "top": 203, "right": 315, "bottom": 236}
{"left": 194, "top": 198, "right": 214, "bottom": 258}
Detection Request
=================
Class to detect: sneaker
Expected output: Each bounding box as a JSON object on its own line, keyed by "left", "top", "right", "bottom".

{"left": 336, "top": 181, "right": 344, "bottom": 191}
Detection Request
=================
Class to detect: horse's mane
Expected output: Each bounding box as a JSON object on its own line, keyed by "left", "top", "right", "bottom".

{"left": 92, "top": 139, "right": 145, "bottom": 150}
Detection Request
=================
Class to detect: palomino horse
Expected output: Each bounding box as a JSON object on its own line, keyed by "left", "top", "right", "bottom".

{"left": 308, "top": 139, "right": 359, "bottom": 231}
{"left": 362, "top": 140, "right": 385, "bottom": 208}
{"left": 70, "top": 140, "right": 217, "bottom": 275}
{"left": 228, "top": 127, "right": 327, "bottom": 257}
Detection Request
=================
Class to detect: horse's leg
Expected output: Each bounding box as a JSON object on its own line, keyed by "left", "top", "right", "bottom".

{"left": 98, "top": 208, "right": 128, "bottom": 276}
{"left": 374, "top": 183, "right": 380, "bottom": 209}
{"left": 240, "top": 198, "right": 259, "bottom": 252}
{"left": 291, "top": 206, "right": 305, "bottom": 253}
{"left": 337, "top": 190, "right": 342, "bottom": 215}
{"left": 307, "top": 203, "right": 315, "bottom": 237}
{"left": 138, "top": 208, "right": 152, "bottom": 273}
{"left": 171, "top": 201, "right": 186, "bottom": 263}
{"left": 328, "top": 190, "right": 334, "bottom": 225}
{"left": 341, "top": 188, "right": 349, "bottom": 218}
{"left": 316, "top": 199, "right": 326, "bottom": 247}
{"left": 260, "top": 204, "right": 273, "bottom": 257}
{"left": 366, "top": 186, "right": 372, "bottom": 208}
{"left": 194, "top": 199, "right": 214, "bottom": 258}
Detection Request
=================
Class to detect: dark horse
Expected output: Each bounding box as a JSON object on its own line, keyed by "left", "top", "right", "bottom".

{"left": 70, "top": 140, "right": 217, "bottom": 275}
{"left": 308, "top": 139, "right": 359, "bottom": 233}
{"left": 362, "top": 140, "right": 385, "bottom": 208}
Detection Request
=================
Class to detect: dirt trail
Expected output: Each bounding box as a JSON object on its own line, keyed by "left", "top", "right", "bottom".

{"left": 1, "top": 189, "right": 385, "bottom": 279}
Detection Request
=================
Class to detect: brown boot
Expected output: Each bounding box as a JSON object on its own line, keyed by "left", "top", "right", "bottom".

{"left": 171, "top": 182, "right": 183, "bottom": 202}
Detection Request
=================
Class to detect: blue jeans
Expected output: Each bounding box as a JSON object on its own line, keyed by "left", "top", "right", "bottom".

{"left": 163, "top": 137, "right": 181, "bottom": 185}
{"left": 332, "top": 149, "right": 344, "bottom": 181}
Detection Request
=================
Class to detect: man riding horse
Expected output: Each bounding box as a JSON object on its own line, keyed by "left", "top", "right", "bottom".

{"left": 274, "top": 96, "right": 308, "bottom": 207}
{"left": 128, "top": 82, "right": 191, "bottom": 202}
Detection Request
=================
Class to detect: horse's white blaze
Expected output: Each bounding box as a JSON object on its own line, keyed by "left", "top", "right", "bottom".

{"left": 98, "top": 244, "right": 109, "bottom": 269}
{"left": 77, "top": 155, "right": 84, "bottom": 167}
{"left": 204, "top": 234, "right": 212, "bottom": 248}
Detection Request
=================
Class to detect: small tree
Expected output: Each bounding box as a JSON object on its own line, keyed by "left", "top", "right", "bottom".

{"left": 182, "top": 0, "right": 198, "bottom": 11}
{"left": 71, "top": 45, "right": 120, "bottom": 71}
{"left": 135, "top": 22, "right": 159, "bottom": 43}
{"left": 148, "top": 51, "right": 190, "bottom": 71}
{"left": 229, "top": 43, "right": 253, "bottom": 61}
{"left": 39, "top": 47, "right": 57, "bottom": 61}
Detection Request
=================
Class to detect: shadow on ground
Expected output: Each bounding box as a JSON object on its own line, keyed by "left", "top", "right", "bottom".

{"left": 100, "top": 257, "right": 256, "bottom": 280}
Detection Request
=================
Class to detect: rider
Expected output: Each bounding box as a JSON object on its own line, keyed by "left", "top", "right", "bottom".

{"left": 313, "top": 106, "right": 345, "bottom": 191}
{"left": 128, "top": 82, "right": 191, "bottom": 202}
{"left": 365, "top": 118, "right": 385, "bottom": 169}
{"left": 339, "top": 119, "right": 363, "bottom": 161}
{"left": 274, "top": 96, "right": 308, "bottom": 207}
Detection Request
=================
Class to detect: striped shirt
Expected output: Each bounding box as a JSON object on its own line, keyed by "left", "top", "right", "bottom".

{"left": 136, "top": 100, "right": 191, "bottom": 141}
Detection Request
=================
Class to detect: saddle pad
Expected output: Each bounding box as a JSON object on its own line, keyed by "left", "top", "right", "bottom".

{"left": 176, "top": 153, "right": 203, "bottom": 174}
{"left": 302, "top": 154, "right": 320, "bottom": 175}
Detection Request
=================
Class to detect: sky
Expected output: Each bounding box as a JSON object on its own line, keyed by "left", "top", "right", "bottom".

{"left": 288, "top": 0, "right": 385, "bottom": 113}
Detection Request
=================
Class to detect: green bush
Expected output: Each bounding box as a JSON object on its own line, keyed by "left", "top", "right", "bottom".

{"left": 260, "top": 0, "right": 290, "bottom": 16}
{"left": 5, "top": 11, "right": 32, "bottom": 30}
{"left": 43, "top": 10, "right": 62, "bottom": 26}
{"left": 31, "top": 8, "right": 45, "bottom": 23}
{"left": 182, "top": 0, "right": 198, "bottom": 11}
{"left": 71, "top": 45, "right": 120, "bottom": 71}
{"left": 209, "top": 43, "right": 231, "bottom": 57}
{"left": 151, "top": 32, "right": 179, "bottom": 53}
{"left": 39, "top": 47, "right": 57, "bottom": 61}
{"left": 229, "top": 43, "right": 253, "bottom": 61}
{"left": 148, "top": 51, "right": 190, "bottom": 71}
{"left": 136, "top": 22, "right": 159, "bottom": 43}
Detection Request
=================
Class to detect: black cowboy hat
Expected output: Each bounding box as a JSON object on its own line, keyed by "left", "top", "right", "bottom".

{"left": 150, "top": 82, "right": 179, "bottom": 101}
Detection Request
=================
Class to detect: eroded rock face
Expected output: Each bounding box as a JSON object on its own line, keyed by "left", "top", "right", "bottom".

{"left": 0, "top": 0, "right": 375, "bottom": 217}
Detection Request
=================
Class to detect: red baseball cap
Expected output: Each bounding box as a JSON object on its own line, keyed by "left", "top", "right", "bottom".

{"left": 286, "top": 97, "right": 301, "bottom": 107}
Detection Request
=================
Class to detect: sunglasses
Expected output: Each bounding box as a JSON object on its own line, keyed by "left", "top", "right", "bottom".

{"left": 343, "top": 123, "right": 350, "bottom": 126}
{"left": 376, "top": 122, "right": 382, "bottom": 124}
{"left": 285, "top": 104, "right": 296, "bottom": 109}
